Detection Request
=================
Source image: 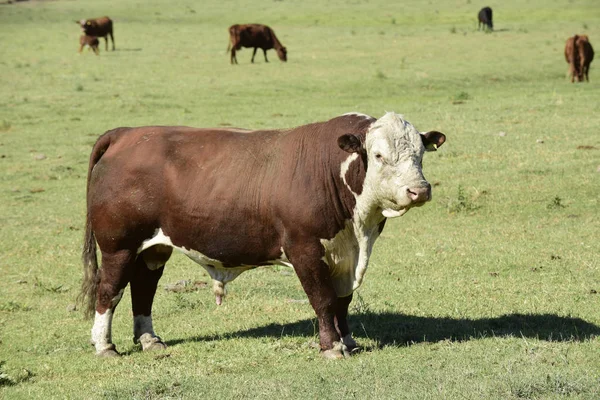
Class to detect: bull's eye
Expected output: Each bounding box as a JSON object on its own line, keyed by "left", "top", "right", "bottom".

{"left": 374, "top": 153, "right": 388, "bottom": 164}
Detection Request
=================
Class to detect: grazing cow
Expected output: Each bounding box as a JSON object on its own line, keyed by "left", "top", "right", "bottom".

{"left": 565, "top": 35, "right": 594, "bottom": 82}
{"left": 75, "top": 16, "right": 114, "bottom": 51}
{"left": 80, "top": 112, "right": 446, "bottom": 358}
{"left": 79, "top": 35, "right": 100, "bottom": 55}
{"left": 227, "top": 23, "right": 287, "bottom": 64}
{"left": 478, "top": 7, "right": 493, "bottom": 31}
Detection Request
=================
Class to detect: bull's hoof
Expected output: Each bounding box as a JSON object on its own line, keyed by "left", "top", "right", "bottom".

{"left": 97, "top": 344, "right": 120, "bottom": 357}
{"left": 145, "top": 341, "right": 167, "bottom": 351}
{"left": 138, "top": 333, "right": 167, "bottom": 351}
{"left": 321, "top": 341, "right": 350, "bottom": 359}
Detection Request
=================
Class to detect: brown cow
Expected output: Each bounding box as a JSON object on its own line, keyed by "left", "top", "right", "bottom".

{"left": 565, "top": 34, "right": 594, "bottom": 82}
{"left": 79, "top": 35, "right": 100, "bottom": 55}
{"left": 75, "top": 16, "right": 114, "bottom": 51}
{"left": 227, "top": 23, "right": 287, "bottom": 64}
{"left": 80, "top": 112, "right": 446, "bottom": 358}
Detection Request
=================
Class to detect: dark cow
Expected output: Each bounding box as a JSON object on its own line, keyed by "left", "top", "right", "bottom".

{"left": 565, "top": 34, "right": 594, "bottom": 82}
{"left": 80, "top": 112, "right": 446, "bottom": 358}
{"left": 79, "top": 35, "right": 100, "bottom": 55}
{"left": 227, "top": 23, "right": 287, "bottom": 64}
{"left": 75, "top": 16, "right": 114, "bottom": 51}
{"left": 478, "top": 7, "right": 493, "bottom": 31}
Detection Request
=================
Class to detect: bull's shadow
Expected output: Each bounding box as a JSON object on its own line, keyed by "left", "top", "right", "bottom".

{"left": 166, "top": 312, "right": 600, "bottom": 348}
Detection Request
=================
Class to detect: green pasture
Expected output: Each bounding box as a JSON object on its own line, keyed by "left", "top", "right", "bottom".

{"left": 1, "top": 0, "right": 599, "bottom": 398}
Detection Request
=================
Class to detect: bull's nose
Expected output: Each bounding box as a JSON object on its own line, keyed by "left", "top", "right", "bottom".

{"left": 407, "top": 185, "right": 431, "bottom": 203}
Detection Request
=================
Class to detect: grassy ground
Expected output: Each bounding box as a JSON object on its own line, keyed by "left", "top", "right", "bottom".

{"left": 1, "top": 0, "right": 600, "bottom": 398}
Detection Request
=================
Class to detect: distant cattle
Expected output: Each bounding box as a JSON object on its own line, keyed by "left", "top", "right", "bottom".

{"left": 76, "top": 16, "right": 114, "bottom": 51}
{"left": 565, "top": 35, "right": 594, "bottom": 82}
{"left": 79, "top": 35, "right": 99, "bottom": 55}
{"left": 80, "top": 112, "right": 446, "bottom": 358}
{"left": 227, "top": 24, "right": 287, "bottom": 64}
{"left": 478, "top": 7, "right": 493, "bottom": 31}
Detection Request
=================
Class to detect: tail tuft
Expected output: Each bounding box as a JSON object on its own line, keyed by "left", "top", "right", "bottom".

{"left": 78, "top": 215, "right": 99, "bottom": 319}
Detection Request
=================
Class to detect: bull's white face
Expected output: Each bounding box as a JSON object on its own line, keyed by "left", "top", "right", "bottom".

{"left": 363, "top": 113, "right": 432, "bottom": 218}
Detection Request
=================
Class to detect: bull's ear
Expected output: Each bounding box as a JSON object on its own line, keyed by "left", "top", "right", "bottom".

{"left": 421, "top": 131, "right": 446, "bottom": 151}
{"left": 338, "top": 134, "right": 363, "bottom": 153}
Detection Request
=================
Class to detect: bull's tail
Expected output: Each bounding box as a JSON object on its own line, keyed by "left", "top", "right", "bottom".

{"left": 77, "top": 131, "right": 114, "bottom": 319}
{"left": 227, "top": 25, "right": 241, "bottom": 53}
{"left": 79, "top": 212, "right": 99, "bottom": 319}
{"left": 226, "top": 26, "right": 233, "bottom": 53}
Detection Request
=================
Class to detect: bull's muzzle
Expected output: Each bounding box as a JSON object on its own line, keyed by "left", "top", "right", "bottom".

{"left": 406, "top": 184, "right": 431, "bottom": 204}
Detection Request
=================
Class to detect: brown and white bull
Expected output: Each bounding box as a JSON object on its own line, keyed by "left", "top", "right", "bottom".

{"left": 80, "top": 112, "right": 446, "bottom": 358}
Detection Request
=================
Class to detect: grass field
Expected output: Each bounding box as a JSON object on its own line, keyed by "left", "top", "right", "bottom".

{"left": 1, "top": 0, "right": 600, "bottom": 398}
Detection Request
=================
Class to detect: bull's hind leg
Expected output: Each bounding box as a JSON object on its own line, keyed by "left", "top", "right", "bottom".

{"left": 131, "top": 245, "right": 172, "bottom": 351}
{"left": 91, "top": 250, "right": 135, "bottom": 356}
{"left": 251, "top": 47, "right": 258, "bottom": 63}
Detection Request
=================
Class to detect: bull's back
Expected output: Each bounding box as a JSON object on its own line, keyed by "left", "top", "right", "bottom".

{"left": 238, "top": 24, "right": 273, "bottom": 49}
{"left": 577, "top": 36, "right": 594, "bottom": 62}
{"left": 90, "top": 128, "right": 280, "bottom": 215}
{"left": 85, "top": 16, "right": 113, "bottom": 36}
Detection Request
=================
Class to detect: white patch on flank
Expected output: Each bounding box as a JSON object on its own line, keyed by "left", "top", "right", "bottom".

{"left": 91, "top": 309, "right": 114, "bottom": 353}
{"left": 137, "top": 229, "right": 173, "bottom": 254}
{"left": 138, "top": 229, "right": 294, "bottom": 302}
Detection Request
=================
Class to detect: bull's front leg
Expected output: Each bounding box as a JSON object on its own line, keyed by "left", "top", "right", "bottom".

{"left": 287, "top": 242, "right": 349, "bottom": 359}
{"left": 335, "top": 293, "right": 359, "bottom": 352}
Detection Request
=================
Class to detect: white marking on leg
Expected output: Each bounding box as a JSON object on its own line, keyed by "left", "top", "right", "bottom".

{"left": 91, "top": 309, "right": 114, "bottom": 353}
